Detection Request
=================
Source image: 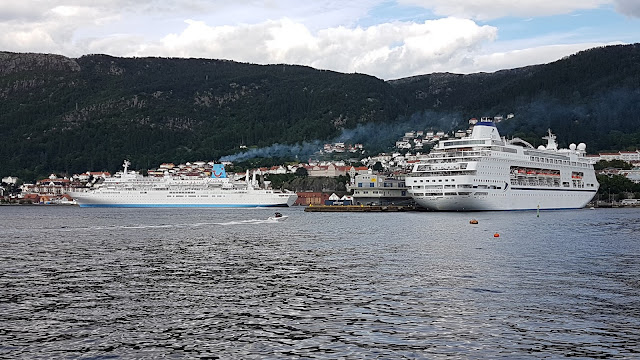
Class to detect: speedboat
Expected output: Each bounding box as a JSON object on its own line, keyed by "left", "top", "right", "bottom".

{"left": 268, "top": 212, "right": 288, "bottom": 221}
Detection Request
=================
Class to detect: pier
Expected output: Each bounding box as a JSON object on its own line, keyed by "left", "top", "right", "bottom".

{"left": 304, "top": 205, "right": 416, "bottom": 212}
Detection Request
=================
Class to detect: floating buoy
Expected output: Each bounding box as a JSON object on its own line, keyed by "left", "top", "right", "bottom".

{"left": 493, "top": 233, "right": 500, "bottom": 237}
{"left": 469, "top": 219, "right": 478, "bottom": 224}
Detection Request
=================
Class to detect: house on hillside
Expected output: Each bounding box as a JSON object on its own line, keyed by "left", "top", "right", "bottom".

{"left": 348, "top": 166, "right": 369, "bottom": 179}
{"left": 306, "top": 163, "right": 349, "bottom": 177}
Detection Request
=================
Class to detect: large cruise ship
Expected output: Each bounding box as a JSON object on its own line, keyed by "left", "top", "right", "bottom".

{"left": 68, "top": 161, "right": 298, "bottom": 208}
{"left": 407, "top": 118, "right": 599, "bottom": 211}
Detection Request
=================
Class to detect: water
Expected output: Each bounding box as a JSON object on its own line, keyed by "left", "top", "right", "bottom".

{"left": 1, "top": 206, "right": 639, "bottom": 358}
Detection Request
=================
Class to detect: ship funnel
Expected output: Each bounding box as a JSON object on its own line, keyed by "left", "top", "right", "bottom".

{"left": 211, "top": 164, "right": 227, "bottom": 178}
{"left": 470, "top": 119, "right": 501, "bottom": 140}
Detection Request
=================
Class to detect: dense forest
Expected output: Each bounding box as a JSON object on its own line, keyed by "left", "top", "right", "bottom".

{"left": 1, "top": 44, "right": 639, "bottom": 180}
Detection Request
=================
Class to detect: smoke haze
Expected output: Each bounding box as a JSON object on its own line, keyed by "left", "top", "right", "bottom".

{"left": 219, "top": 111, "right": 462, "bottom": 162}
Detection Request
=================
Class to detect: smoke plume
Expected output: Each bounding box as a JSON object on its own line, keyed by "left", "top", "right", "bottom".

{"left": 219, "top": 110, "right": 462, "bottom": 162}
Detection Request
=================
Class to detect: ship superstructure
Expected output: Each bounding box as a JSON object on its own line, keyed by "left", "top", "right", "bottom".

{"left": 406, "top": 118, "right": 599, "bottom": 211}
{"left": 68, "top": 161, "right": 297, "bottom": 208}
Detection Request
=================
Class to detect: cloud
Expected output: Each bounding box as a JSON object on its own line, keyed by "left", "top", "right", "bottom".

{"left": 613, "top": 0, "right": 640, "bottom": 17}
{"left": 0, "top": 0, "right": 634, "bottom": 81}
{"left": 469, "top": 42, "right": 622, "bottom": 73}
{"left": 398, "top": 0, "right": 611, "bottom": 20}
{"left": 130, "top": 17, "right": 496, "bottom": 79}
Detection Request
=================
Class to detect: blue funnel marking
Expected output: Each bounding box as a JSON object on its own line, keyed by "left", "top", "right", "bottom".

{"left": 212, "top": 164, "right": 227, "bottom": 178}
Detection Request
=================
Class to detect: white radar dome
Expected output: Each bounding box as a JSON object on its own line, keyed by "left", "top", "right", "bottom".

{"left": 569, "top": 143, "right": 577, "bottom": 150}
{"left": 538, "top": 145, "right": 546, "bottom": 150}
{"left": 577, "top": 143, "right": 586, "bottom": 151}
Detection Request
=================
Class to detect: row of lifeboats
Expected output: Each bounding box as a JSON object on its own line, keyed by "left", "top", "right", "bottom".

{"left": 512, "top": 169, "right": 582, "bottom": 179}
{"left": 514, "top": 169, "right": 560, "bottom": 177}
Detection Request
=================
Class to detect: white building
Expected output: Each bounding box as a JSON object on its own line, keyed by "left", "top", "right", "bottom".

{"left": 348, "top": 174, "right": 410, "bottom": 205}
{"left": 620, "top": 151, "right": 640, "bottom": 162}
{"left": 2, "top": 176, "right": 18, "bottom": 185}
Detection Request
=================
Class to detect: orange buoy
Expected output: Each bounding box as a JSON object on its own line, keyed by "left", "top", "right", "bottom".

{"left": 493, "top": 233, "right": 500, "bottom": 237}
{"left": 469, "top": 219, "right": 478, "bottom": 224}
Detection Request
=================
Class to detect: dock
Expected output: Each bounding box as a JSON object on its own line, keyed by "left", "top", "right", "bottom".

{"left": 304, "top": 205, "right": 416, "bottom": 212}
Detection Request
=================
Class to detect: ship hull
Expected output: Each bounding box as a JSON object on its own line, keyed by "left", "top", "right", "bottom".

{"left": 69, "top": 190, "right": 297, "bottom": 208}
{"left": 412, "top": 188, "right": 597, "bottom": 211}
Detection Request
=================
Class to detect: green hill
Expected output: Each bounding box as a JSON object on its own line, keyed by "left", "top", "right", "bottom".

{"left": 1, "top": 44, "right": 639, "bottom": 180}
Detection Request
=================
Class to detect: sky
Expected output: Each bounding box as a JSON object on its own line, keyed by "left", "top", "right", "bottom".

{"left": 1, "top": 0, "right": 639, "bottom": 80}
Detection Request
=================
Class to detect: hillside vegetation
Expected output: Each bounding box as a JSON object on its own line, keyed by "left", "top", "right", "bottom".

{"left": 1, "top": 44, "right": 639, "bottom": 180}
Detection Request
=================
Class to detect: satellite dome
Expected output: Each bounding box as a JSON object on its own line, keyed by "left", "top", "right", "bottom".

{"left": 569, "top": 143, "right": 577, "bottom": 150}
{"left": 577, "top": 143, "right": 586, "bottom": 151}
{"left": 538, "top": 145, "right": 546, "bottom": 150}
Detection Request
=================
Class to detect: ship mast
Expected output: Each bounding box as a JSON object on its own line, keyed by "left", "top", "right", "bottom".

{"left": 542, "top": 129, "right": 558, "bottom": 151}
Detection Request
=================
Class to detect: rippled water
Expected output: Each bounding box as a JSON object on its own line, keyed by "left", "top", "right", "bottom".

{"left": 1, "top": 206, "right": 639, "bottom": 358}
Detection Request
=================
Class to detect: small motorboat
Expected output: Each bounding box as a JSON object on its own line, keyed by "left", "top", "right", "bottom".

{"left": 268, "top": 212, "right": 288, "bottom": 222}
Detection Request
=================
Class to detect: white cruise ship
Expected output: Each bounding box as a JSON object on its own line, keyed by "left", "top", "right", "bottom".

{"left": 407, "top": 118, "right": 599, "bottom": 211}
{"left": 68, "top": 161, "right": 297, "bottom": 208}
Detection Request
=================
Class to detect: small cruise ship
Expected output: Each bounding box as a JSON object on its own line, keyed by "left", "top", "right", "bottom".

{"left": 406, "top": 118, "right": 599, "bottom": 211}
{"left": 68, "top": 161, "right": 298, "bottom": 208}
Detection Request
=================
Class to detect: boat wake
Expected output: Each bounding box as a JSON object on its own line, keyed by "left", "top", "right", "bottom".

{"left": 9, "top": 219, "right": 288, "bottom": 234}
{"left": 113, "top": 219, "right": 282, "bottom": 229}
{"left": 216, "top": 218, "right": 282, "bottom": 226}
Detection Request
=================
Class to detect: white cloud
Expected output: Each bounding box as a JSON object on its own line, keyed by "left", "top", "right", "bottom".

{"left": 128, "top": 17, "right": 496, "bottom": 79}
{"left": 468, "top": 42, "right": 622, "bottom": 73}
{"left": 398, "top": 0, "right": 611, "bottom": 20}
{"left": 0, "top": 0, "right": 634, "bottom": 80}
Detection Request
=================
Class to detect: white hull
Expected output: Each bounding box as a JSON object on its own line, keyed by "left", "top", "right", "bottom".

{"left": 267, "top": 215, "right": 289, "bottom": 221}
{"left": 412, "top": 188, "right": 596, "bottom": 211}
{"left": 69, "top": 189, "right": 297, "bottom": 208}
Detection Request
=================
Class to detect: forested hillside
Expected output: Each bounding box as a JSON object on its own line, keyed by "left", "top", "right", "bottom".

{"left": 1, "top": 44, "right": 639, "bottom": 180}
{"left": 391, "top": 44, "right": 640, "bottom": 150}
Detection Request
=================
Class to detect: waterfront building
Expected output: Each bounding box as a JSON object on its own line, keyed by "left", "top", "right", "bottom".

{"left": 348, "top": 173, "right": 411, "bottom": 206}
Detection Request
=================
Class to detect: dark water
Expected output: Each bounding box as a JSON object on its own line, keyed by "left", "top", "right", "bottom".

{"left": 1, "top": 206, "right": 639, "bottom": 358}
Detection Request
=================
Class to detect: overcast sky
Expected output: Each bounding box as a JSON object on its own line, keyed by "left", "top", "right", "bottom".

{"left": 1, "top": 0, "right": 639, "bottom": 79}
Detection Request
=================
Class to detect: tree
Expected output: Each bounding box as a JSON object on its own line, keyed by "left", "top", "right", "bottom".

{"left": 594, "top": 160, "right": 632, "bottom": 170}
{"left": 295, "top": 167, "right": 308, "bottom": 177}
{"left": 372, "top": 161, "right": 383, "bottom": 172}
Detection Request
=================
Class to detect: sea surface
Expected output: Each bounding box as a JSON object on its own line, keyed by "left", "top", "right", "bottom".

{"left": 1, "top": 206, "right": 639, "bottom": 358}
